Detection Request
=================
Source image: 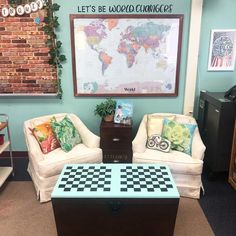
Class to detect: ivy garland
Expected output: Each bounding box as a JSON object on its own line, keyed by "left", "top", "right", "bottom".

{"left": 43, "top": 1, "right": 66, "bottom": 98}
{"left": 8, "top": 0, "right": 66, "bottom": 98}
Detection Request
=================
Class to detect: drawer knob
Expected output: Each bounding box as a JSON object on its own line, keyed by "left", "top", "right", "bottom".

{"left": 112, "top": 138, "right": 120, "bottom": 142}
{"left": 109, "top": 201, "right": 122, "bottom": 214}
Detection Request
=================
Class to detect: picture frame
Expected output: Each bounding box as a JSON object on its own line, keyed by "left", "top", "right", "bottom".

{"left": 70, "top": 14, "right": 183, "bottom": 97}
{"left": 208, "top": 29, "right": 236, "bottom": 71}
{"left": 114, "top": 99, "right": 133, "bottom": 125}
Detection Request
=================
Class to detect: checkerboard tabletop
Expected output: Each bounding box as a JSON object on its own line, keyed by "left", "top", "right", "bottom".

{"left": 51, "top": 164, "right": 179, "bottom": 199}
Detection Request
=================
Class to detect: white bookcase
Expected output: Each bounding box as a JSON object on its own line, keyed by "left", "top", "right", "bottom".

{"left": 0, "top": 114, "right": 14, "bottom": 187}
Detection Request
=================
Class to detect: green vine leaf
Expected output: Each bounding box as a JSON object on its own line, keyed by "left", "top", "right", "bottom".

{"left": 52, "top": 17, "right": 59, "bottom": 28}
{"left": 59, "top": 55, "right": 66, "bottom": 62}
{"left": 42, "top": 25, "right": 51, "bottom": 34}
{"left": 52, "top": 3, "right": 61, "bottom": 11}
{"left": 58, "top": 69, "right": 62, "bottom": 76}
{"left": 56, "top": 41, "right": 62, "bottom": 48}
{"left": 48, "top": 59, "right": 54, "bottom": 65}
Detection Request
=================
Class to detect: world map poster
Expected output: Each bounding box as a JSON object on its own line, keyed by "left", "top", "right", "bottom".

{"left": 70, "top": 14, "right": 183, "bottom": 96}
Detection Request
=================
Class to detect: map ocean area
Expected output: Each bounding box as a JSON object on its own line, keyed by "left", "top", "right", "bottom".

{"left": 73, "top": 17, "right": 180, "bottom": 94}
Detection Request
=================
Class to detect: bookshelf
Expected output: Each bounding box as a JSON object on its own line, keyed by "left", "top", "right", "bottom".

{"left": 0, "top": 115, "right": 14, "bottom": 187}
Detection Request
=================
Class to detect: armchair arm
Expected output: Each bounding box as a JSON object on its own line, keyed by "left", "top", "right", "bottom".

{"left": 69, "top": 114, "right": 100, "bottom": 148}
{"left": 191, "top": 127, "right": 206, "bottom": 160}
{"left": 132, "top": 116, "right": 148, "bottom": 153}
{"left": 23, "top": 121, "right": 44, "bottom": 170}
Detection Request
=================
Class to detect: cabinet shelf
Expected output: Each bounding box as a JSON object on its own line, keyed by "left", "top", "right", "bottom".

{"left": 0, "top": 141, "right": 10, "bottom": 155}
{"left": 0, "top": 122, "right": 7, "bottom": 131}
{"left": 0, "top": 114, "right": 13, "bottom": 187}
{"left": 0, "top": 167, "right": 13, "bottom": 187}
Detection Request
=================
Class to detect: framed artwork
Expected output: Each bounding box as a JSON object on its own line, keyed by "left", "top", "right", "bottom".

{"left": 208, "top": 29, "right": 236, "bottom": 71}
{"left": 70, "top": 14, "right": 183, "bottom": 96}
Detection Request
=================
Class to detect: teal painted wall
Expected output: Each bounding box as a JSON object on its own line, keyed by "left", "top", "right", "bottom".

{"left": 1, "top": 0, "right": 235, "bottom": 151}
{"left": 1, "top": 0, "right": 191, "bottom": 150}
{"left": 194, "top": 0, "right": 236, "bottom": 113}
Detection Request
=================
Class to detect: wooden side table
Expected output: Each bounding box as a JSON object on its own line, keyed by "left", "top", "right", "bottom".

{"left": 100, "top": 121, "right": 132, "bottom": 163}
{"left": 228, "top": 119, "right": 236, "bottom": 190}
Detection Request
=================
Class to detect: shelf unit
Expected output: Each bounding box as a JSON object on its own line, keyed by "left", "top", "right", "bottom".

{"left": 0, "top": 114, "right": 14, "bottom": 187}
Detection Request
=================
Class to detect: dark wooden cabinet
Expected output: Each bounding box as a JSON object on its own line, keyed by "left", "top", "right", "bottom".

{"left": 100, "top": 121, "right": 132, "bottom": 163}
{"left": 228, "top": 119, "right": 236, "bottom": 189}
{"left": 198, "top": 91, "right": 236, "bottom": 173}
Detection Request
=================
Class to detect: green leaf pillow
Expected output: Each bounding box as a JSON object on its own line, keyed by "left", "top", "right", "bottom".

{"left": 50, "top": 116, "right": 81, "bottom": 152}
{"left": 162, "top": 119, "right": 197, "bottom": 155}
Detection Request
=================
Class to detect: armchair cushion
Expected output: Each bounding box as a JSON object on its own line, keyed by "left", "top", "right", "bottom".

{"left": 35, "top": 143, "right": 102, "bottom": 178}
{"left": 134, "top": 149, "right": 203, "bottom": 175}
{"left": 51, "top": 116, "right": 81, "bottom": 152}
{"left": 162, "top": 118, "right": 197, "bottom": 155}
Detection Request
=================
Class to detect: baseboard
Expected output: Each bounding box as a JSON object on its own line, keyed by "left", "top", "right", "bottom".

{"left": 0, "top": 151, "right": 28, "bottom": 158}
{"left": 0, "top": 151, "right": 30, "bottom": 181}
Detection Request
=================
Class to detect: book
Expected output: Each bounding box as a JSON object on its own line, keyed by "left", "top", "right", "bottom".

{"left": 114, "top": 100, "right": 133, "bottom": 125}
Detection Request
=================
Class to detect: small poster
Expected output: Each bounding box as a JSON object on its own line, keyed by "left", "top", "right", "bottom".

{"left": 208, "top": 29, "right": 236, "bottom": 71}
{"left": 114, "top": 100, "right": 133, "bottom": 125}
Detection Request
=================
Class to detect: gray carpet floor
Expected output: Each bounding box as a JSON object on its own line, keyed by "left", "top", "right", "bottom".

{"left": 0, "top": 181, "right": 214, "bottom": 236}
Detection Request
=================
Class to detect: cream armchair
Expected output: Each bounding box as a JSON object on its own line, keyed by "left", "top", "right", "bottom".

{"left": 24, "top": 113, "right": 102, "bottom": 203}
{"left": 132, "top": 113, "right": 206, "bottom": 199}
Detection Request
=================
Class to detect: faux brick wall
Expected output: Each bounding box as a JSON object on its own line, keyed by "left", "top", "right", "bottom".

{"left": 0, "top": 0, "right": 58, "bottom": 95}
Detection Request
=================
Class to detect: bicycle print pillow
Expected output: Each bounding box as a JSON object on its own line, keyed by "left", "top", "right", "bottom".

{"left": 146, "top": 134, "right": 171, "bottom": 153}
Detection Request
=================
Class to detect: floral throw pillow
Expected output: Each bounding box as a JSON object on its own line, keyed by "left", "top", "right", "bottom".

{"left": 162, "top": 119, "right": 197, "bottom": 155}
{"left": 31, "top": 122, "right": 60, "bottom": 154}
{"left": 50, "top": 116, "right": 81, "bottom": 152}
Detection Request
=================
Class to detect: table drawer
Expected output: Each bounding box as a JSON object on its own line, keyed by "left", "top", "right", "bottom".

{"left": 102, "top": 149, "right": 132, "bottom": 163}
{"left": 101, "top": 127, "right": 131, "bottom": 137}
{"left": 100, "top": 134, "right": 131, "bottom": 148}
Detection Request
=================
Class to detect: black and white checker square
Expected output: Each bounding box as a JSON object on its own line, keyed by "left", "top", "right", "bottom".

{"left": 120, "top": 165, "right": 174, "bottom": 192}
{"left": 58, "top": 165, "right": 112, "bottom": 192}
